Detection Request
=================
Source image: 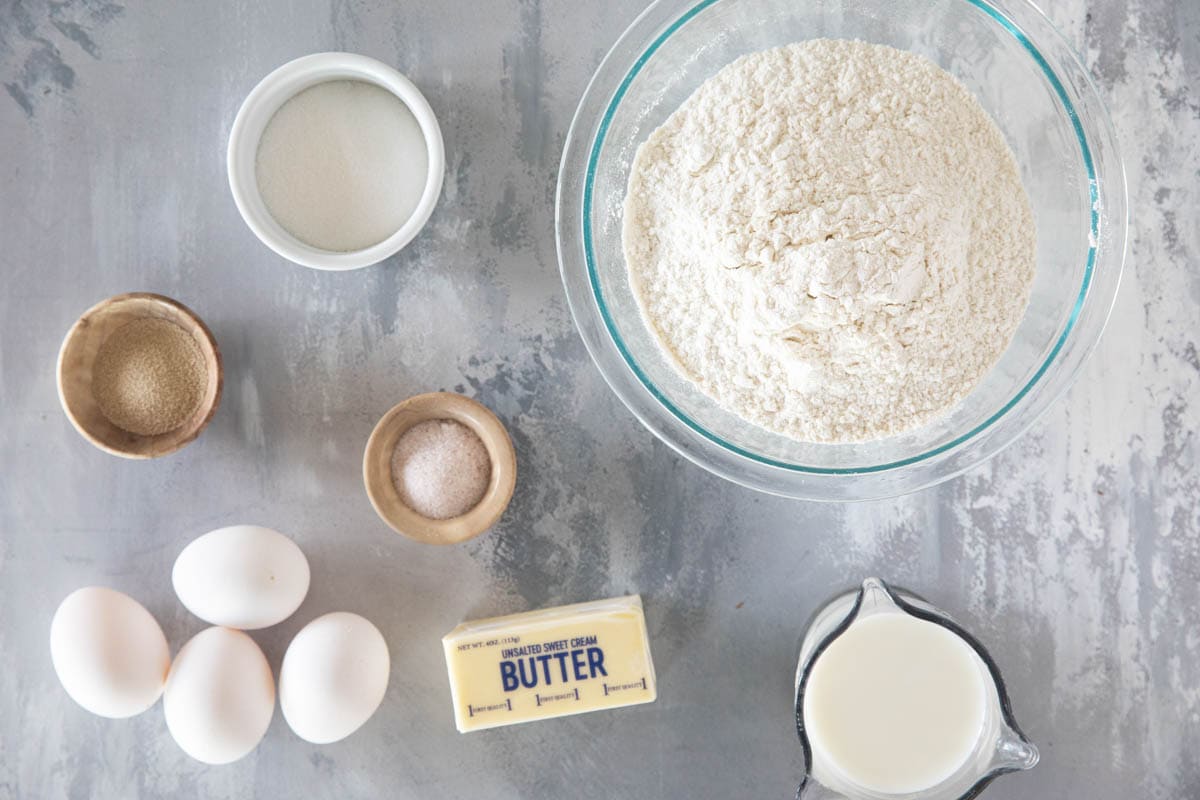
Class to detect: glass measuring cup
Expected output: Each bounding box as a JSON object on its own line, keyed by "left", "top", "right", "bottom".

{"left": 794, "top": 578, "right": 1038, "bottom": 800}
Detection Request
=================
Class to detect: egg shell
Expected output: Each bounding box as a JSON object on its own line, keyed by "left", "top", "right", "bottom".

{"left": 50, "top": 587, "right": 170, "bottom": 719}
{"left": 163, "top": 627, "right": 275, "bottom": 764}
{"left": 280, "top": 612, "right": 390, "bottom": 744}
{"left": 172, "top": 525, "right": 310, "bottom": 630}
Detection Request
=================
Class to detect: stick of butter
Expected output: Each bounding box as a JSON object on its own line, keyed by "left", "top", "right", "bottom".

{"left": 442, "top": 594, "right": 657, "bottom": 732}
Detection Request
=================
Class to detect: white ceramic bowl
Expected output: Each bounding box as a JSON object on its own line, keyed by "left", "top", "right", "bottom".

{"left": 227, "top": 52, "right": 445, "bottom": 271}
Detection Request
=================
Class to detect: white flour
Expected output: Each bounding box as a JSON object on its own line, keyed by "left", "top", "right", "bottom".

{"left": 623, "top": 40, "right": 1036, "bottom": 442}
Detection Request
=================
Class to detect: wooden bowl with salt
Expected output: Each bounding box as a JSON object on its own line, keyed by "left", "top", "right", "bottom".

{"left": 57, "top": 293, "right": 223, "bottom": 459}
{"left": 363, "top": 392, "right": 517, "bottom": 545}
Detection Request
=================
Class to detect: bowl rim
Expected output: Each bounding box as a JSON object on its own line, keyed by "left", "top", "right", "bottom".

{"left": 556, "top": 0, "right": 1129, "bottom": 499}
{"left": 227, "top": 52, "right": 446, "bottom": 271}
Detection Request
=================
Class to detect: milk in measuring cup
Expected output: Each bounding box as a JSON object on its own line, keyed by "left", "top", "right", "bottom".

{"left": 794, "top": 578, "right": 1038, "bottom": 800}
{"left": 802, "top": 613, "right": 988, "bottom": 794}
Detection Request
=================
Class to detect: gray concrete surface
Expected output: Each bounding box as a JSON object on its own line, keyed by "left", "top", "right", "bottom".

{"left": 1, "top": 1, "right": 1197, "bottom": 797}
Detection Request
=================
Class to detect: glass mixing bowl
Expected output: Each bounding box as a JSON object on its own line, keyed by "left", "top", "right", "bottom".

{"left": 556, "top": 0, "right": 1127, "bottom": 501}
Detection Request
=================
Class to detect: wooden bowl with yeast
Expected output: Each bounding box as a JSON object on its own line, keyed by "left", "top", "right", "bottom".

{"left": 363, "top": 392, "right": 516, "bottom": 545}
{"left": 57, "top": 293, "right": 223, "bottom": 459}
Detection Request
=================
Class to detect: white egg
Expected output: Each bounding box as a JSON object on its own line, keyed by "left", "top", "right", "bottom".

{"left": 163, "top": 627, "right": 275, "bottom": 764}
{"left": 50, "top": 587, "right": 170, "bottom": 719}
{"left": 172, "top": 525, "right": 310, "bottom": 630}
{"left": 279, "top": 612, "right": 390, "bottom": 744}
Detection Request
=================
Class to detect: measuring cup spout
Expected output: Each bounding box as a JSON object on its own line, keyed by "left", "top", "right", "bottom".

{"left": 993, "top": 727, "right": 1040, "bottom": 772}
{"left": 859, "top": 577, "right": 900, "bottom": 612}
{"left": 797, "top": 778, "right": 848, "bottom": 800}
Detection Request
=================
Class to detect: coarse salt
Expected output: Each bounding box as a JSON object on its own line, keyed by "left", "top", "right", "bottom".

{"left": 391, "top": 420, "right": 491, "bottom": 520}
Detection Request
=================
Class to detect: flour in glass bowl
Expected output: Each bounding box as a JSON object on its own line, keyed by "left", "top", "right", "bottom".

{"left": 622, "top": 39, "right": 1037, "bottom": 443}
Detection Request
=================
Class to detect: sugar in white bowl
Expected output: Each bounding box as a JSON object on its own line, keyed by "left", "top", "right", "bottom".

{"left": 255, "top": 79, "right": 429, "bottom": 253}
{"left": 228, "top": 53, "right": 445, "bottom": 270}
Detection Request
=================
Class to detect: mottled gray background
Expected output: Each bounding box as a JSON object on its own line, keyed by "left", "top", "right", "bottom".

{"left": 1, "top": 1, "right": 1197, "bottom": 798}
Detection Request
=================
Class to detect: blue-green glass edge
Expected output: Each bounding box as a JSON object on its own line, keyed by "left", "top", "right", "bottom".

{"left": 581, "top": 0, "right": 1100, "bottom": 476}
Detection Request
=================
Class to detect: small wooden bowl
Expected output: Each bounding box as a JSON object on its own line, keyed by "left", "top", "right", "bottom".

{"left": 56, "top": 293, "right": 223, "bottom": 459}
{"left": 363, "top": 392, "right": 516, "bottom": 544}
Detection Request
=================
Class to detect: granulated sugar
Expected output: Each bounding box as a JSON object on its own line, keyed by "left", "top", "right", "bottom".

{"left": 255, "top": 79, "right": 428, "bottom": 252}
{"left": 623, "top": 40, "right": 1037, "bottom": 443}
{"left": 91, "top": 317, "right": 207, "bottom": 436}
{"left": 391, "top": 420, "right": 491, "bottom": 520}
